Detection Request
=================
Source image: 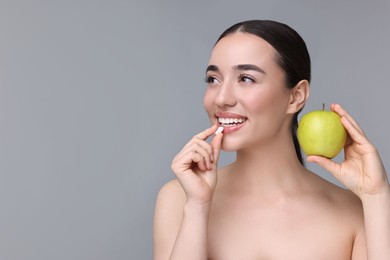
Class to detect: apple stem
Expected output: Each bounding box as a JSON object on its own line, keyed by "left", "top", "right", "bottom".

{"left": 322, "top": 103, "right": 325, "bottom": 111}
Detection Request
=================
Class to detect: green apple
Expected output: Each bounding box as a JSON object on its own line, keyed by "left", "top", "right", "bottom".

{"left": 297, "top": 106, "right": 347, "bottom": 159}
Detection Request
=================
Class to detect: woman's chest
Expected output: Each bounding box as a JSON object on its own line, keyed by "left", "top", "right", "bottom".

{"left": 206, "top": 199, "right": 354, "bottom": 260}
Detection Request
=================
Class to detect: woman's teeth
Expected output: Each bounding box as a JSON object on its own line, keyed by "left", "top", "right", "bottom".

{"left": 218, "top": 117, "right": 247, "bottom": 126}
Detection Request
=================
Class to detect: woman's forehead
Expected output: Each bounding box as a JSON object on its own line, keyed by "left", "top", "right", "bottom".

{"left": 208, "top": 32, "right": 278, "bottom": 70}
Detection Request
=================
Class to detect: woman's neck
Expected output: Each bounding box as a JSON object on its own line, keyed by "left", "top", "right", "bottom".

{"left": 225, "top": 136, "right": 307, "bottom": 196}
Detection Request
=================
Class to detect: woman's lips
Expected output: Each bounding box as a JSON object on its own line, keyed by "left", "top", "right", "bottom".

{"left": 215, "top": 112, "right": 248, "bottom": 134}
{"left": 219, "top": 120, "right": 246, "bottom": 134}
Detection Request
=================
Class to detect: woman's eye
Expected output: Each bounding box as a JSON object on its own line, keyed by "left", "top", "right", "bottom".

{"left": 204, "top": 76, "right": 219, "bottom": 84}
{"left": 239, "top": 75, "right": 255, "bottom": 83}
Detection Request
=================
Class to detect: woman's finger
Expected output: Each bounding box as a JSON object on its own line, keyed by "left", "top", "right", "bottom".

{"left": 192, "top": 143, "right": 213, "bottom": 170}
{"left": 340, "top": 116, "right": 367, "bottom": 146}
{"left": 193, "top": 153, "right": 207, "bottom": 172}
{"left": 210, "top": 130, "right": 224, "bottom": 165}
{"left": 331, "top": 104, "right": 364, "bottom": 135}
{"left": 172, "top": 124, "right": 221, "bottom": 173}
{"left": 172, "top": 149, "right": 207, "bottom": 174}
{"left": 181, "top": 139, "right": 213, "bottom": 156}
{"left": 179, "top": 125, "right": 218, "bottom": 154}
{"left": 179, "top": 142, "right": 213, "bottom": 169}
{"left": 194, "top": 124, "right": 219, "bottom": 141}
{"left": 307, "top": 155, "right": 342, "bottom": 182}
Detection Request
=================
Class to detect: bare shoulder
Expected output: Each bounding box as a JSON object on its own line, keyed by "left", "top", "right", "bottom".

{"left": 312, "top": 174, "right": 367, "bottom": 257}
{"left": 156, "top": 179, "right": 186, "bottom": 205}
{"left": 308, "top": 171, "right": 364, "bottom": 227}
{"left": 316, "top": 174, "right": 362, "bottom": 211}
{"left": 154, "top": 179, "right": 186, "bottom": 223}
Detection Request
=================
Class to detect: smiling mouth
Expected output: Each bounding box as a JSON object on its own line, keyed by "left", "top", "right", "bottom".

{"left": 218, "top": 117, "right": 247, "bottom": 127}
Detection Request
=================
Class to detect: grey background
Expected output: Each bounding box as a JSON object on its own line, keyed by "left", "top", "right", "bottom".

{"left": 0, "top": 0, "right": 389, "bottom": 259}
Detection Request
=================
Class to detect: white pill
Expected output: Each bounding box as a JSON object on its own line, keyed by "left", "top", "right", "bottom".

{"left": 214, "top": 126, "right": 224, "bottom": 135}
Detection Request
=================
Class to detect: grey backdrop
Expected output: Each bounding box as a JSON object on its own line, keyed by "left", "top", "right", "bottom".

{"left": 1, "top": 0, "right": 389, "bottom": 259}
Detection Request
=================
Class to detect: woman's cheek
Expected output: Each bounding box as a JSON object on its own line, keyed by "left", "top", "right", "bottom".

{"left": 203, "top": 89, "right": 214, "bottom": 118}
{"left": 244, "top": 93, "right": 269, "bottom": 113}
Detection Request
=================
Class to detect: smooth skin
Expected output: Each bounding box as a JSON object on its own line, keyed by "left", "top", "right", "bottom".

{"left": 153, "top": 33, "right": 390, "bottom": 260}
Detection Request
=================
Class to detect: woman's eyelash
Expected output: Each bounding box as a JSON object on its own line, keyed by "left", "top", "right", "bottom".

{"left": 239, "top": 75, "right": 255, "bottom": 83}
{"left": 204, "top": 76, "right": 217, "bottom": 83}
{"left": 204, "top": 75, "right": 255, "bottom": 84}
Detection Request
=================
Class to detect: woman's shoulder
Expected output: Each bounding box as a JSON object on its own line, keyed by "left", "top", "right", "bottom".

{"left": 154, "top": 179, "right": 186, "bottom": 239}
{"left": 154, "top": 179, "right": 187, "bottom": 223}
{"left": 156, "top": 179, "right": 186, "bottom": 207}
{"left": 309, "top": 171, "right": 364, "bottom": 219}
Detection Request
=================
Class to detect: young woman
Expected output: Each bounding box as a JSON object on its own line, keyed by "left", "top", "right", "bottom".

{"left": 153, "top": 20, "right": 390, "bottom": 260}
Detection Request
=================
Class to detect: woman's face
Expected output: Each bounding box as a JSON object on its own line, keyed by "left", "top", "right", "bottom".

{"left": 203, "top": 32, "right": 293, "bottom": 151}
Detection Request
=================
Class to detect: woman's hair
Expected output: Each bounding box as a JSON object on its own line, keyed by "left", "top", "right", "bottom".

{"left": 215, "top": 20, "right": 311, "bottom": 166}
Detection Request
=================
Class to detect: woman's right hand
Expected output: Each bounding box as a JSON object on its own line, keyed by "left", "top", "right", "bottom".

{"left": 171, "top": 124, "right": 224, "bottom": 205}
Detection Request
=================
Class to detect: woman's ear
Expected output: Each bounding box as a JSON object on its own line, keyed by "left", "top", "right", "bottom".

{"left": 287, "top": 80, "right": 310, "bottom": 114}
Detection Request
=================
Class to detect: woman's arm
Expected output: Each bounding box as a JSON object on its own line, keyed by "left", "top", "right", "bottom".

{"left": 169, "top": 201, "right": 211, "bottom": 259}
{"left": 361, "top": 188, "right": 390, "bottom": 259}
{"left": 154, "top": 125, "right": 223, "bottom": 260}
{"left": 153, "top": 181, "right": 211, "bottom": 260}
{"left": 308, "top": 104, "right": 390, "bottom": 259}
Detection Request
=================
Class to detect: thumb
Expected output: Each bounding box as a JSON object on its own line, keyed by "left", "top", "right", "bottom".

{"left": 210, "top": 132, "right": 223, "bottom": 166}
{"left": 307, "top": 155, "right": 342, "bottom": 180}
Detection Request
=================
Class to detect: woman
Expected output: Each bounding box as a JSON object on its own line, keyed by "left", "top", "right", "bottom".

{"left": 153, "top": 20, "right": 390, "bottom": 259}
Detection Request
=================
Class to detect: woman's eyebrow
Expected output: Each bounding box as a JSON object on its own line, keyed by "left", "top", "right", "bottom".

{"left": 206, "top": 65, "right": 219, "bottom": 73}
{"left": 205, "top": 64, "right": 266, "bottom": 74}
{"left": 233, "top": 64, "right": 266, "bottom": 74}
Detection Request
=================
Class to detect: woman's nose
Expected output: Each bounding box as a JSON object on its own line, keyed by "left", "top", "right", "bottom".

{"left": 214, "top": 82, "right": 237, "bottom": 108}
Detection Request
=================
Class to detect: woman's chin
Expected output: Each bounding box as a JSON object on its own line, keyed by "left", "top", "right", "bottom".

{"left": 221, "top": 141, "right": 242, "bottom": 152}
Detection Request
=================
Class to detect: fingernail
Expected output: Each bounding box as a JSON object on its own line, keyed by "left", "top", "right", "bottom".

{"left": 210, "top": 153, "right": 214, "bottom": 162}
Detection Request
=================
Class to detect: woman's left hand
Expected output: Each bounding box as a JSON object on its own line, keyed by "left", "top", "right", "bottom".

{"left": 307, "top": 104, "right": 389, "bottom": 198}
